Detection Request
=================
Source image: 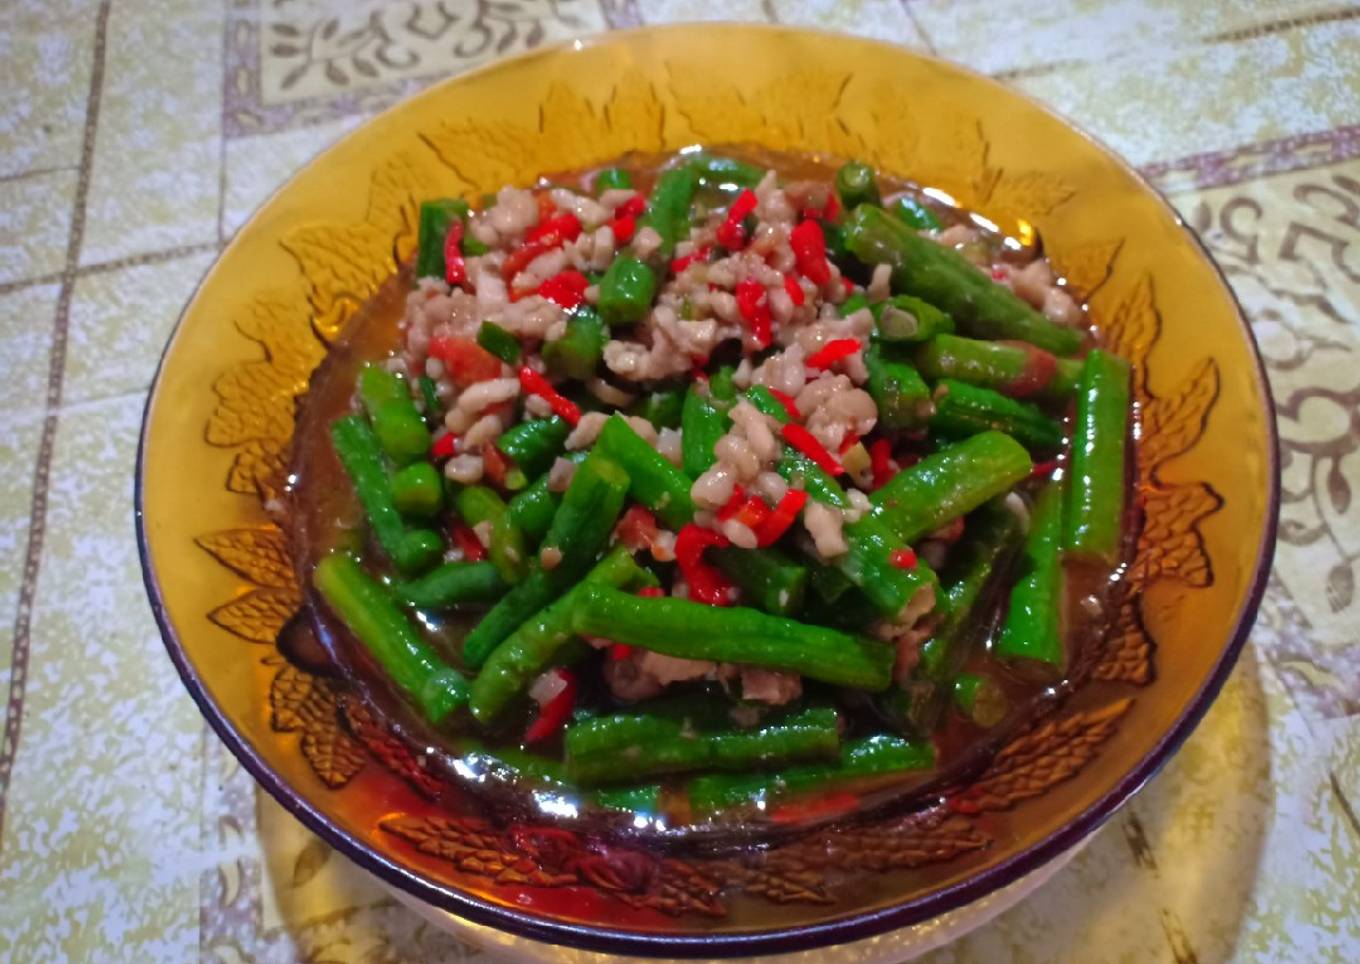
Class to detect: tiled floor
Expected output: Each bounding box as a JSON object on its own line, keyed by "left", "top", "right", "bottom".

{"left": 0, "top": 2, "right": 1357, "bottom": 961}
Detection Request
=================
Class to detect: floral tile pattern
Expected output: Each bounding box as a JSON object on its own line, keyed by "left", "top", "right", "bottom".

{"left": 0, "top": 1, "right": 1358, "bottom": 961}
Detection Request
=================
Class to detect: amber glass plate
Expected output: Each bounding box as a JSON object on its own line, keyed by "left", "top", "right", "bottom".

{"left": 137, "top": 25, "right": 1277, "bottom": 957}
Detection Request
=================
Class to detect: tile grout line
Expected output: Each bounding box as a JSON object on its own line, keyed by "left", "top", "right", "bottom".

{"left": 897, "top": 0, "right": 938, "bottom": 55}
{"left": 0, "top": 0, "right": 113, "bottom": 849}
{"left": 0, "top": 164, "right": 80, "bottom": 185}
{"left": 216, "top": 0, "right": 231, "bottom": 247}
{"left": 0, "top": 241, "right": 221, "bottom": 298}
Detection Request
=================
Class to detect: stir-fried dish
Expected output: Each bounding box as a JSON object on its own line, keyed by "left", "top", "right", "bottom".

{"left": 291, "top": 149, "right": 1134, "bottom": 834}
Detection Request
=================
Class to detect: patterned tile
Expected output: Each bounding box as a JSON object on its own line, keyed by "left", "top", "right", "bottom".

{"left": 773, "top": 0, "right": 929, "bottom": 46}
{"left": 81, "top": 0, "right": 225, "bottom": 264}
{"left": 226, "top": 0, "right": 607, "bottom": 136}
{"left": 0, "top": 282, "right": 59, "bottom": 414}
{"left": 0, "top": 413, "right": 43, "bottom": 681}
{"left": 222, "top": 114, "right": 366, "bottom": 238}
{"left": 0, "top": 170, "right": 77, "bottom": 285}
{"left": 1011, "top": 16, "right": 1360, "bottom": 168}
{"left": 0, "top": 13, "right": 93, "bottom": 177}
{"left": 641, "top": 0, "right": 770, "bottom": 24}
{"left": 910, "top": 0, "right": 1347, "bottom": 77}
{"left": 63, "top": 250, "right": 218, "bottom": 405}
{"left": 0, "top": 395, "right": 202, "bottom": 961}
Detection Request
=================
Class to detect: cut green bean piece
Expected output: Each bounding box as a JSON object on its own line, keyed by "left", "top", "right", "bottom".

{"left": 912, "top": 334, "right": 1081, "bottom": 402}
{"left": 415, "top": 198, "right": 470, "bottom": 280}
{"left": 468, "top": 546, "right": 655, "bottom": 722}
{"left": 638, "top": 165, "right": 700, "bottom": 258}
{"left": 711, "top": 546, "right": 808, "bottom": 617}
{"left": 453, "top": 484, "right": 506, "bottom": 528}
{"left": 488, "top": 511, "right": 529, "bottom": 584}
{"left": 875, "top": 680, "right": 948, "bottom": 740}
{"left": 593, "top": 167, "right": 633, "bottom": 193}
{"left": 865, "top": 340, "right": 934, "bottom": 429}
{"left": 358, "top": 365, "right": 431, "bottom": 465}
{"left": 708, "top": 365, "right": 738, "bottom": 403}
{"left": 835, "top": 160, "right": 880, "bottom": 210}
{"left": 391, "top": 461, "right": 443, "bottom": 518}
{"left": 635, "top": 387, "right": 684, "bottom": 429}
{"left": 476, "top": 320, "right": 521, "bottom": 364}
{"left": 566, "top": 705, "right": 841, "bottom": 786}
{"left": 994, "top": 481, "right": 1065, "bottom": 674}
{"left": 597, "top": 414, "right": 695, "bottom": 529}
{"left": 571, "top": 586, "right": 895, "bottom": 690}
{"left": 916, "top": 499, "right": 1023, "bottom": 682}
{"left": 330, "top": 415, "right": 441, "bottom": 575}
{"left": 891, "top": 195, "right": 943, "bottom": 232}
{"left": 496, "top": 417, "right": 569, "bottom": 480}
{"left": 394, "top": 561, "right": 507, "bottom": 609}
{"left": 744, "top": 385, "right": 792, "bottom": 424}
{"left": 843, "top": 205, "right": 1083, "bottom": 355}
{"left": 504, "top": 473, "right": 562, "bottom": 545}
{"left": 871, "top": 295, "right": 955, "bottom": 343}
{"left": 930, "top": 379, "right": 1065, "bottom": 451}
{"left": 598, "top": 255, "right": 657, "bottom": 327}
{"left": 542, "top": 307, "right": 608, "bottom": 380}
{"left": 688, "top": 733, "right": 935, "bottom": 815}
{"left": 871, "top": 431, "right": 1032, "bottom": 546}
{"left": 417, "top": 375, "right": 442, "bottom": 429}
{"left": 1064, "top": 349, "right": 1131, "bottom": 562}
{"left": 313, "top": 553, "right": 467, "bottom": 724}
{"left": 952, "top": 672, "right": 1009, "bottom": 728}
{"left": 461, "top": 451, "right": 630, "bottom": 667}
{"left": 681, "top": 386, "right": 727, "bottom": 479}
{"left": 688, "top": 153, "right": 765, "bottom": 189}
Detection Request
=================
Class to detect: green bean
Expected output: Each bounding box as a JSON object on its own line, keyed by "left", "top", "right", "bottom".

{"left": 330, "top": 415, "right": 442, "bottom": 574}
{"left": 710, "top": 546, "right": 808, "bottom": 617}
{"left": 571, "top": 586, "right": 895, "bottom": 690}
{"left": 916, "top": 499, "right": 1023, "bottom": 682}
{"left": 596, "top": 414, "right": 695, "bottom": 529}
{"left": 393, "top": 561, "right": 507, "bottom": 609}
{"left": 1064, "top": 349, "right": 1131, "bottom": 562}
{"left": 871, "top": 431, "right": 1032, "bottom": 546}
{"left": 688, "top": 733, "right": 935, "bottom": 815}
{"left": 777, "top": 451, "right": 849, "bottom": 508}
{"left": 594, "top": 784, "right": 661, "bottom": 815}
{"left": 504, "top": 472, "right": 562, "bottom": 545}
{"left": 843, "top": 205, "right": 1083, "bottom": 355}
{"left": 313, "top": 553, "right": 467, "bottom": 724}
{"left": 542, "top": 306, "right": 608, "bottom": 380}
{"left": 597, "top": 255, "right": 657, "bottom": 327}
{"left": 566, "top": 705, "right": 841, "bottom": 785}
{"left": 476, "top": 320, "right": 521, "bottom": 365}
{"left": 415, "top": 198, "right": 470, "bottom": 280}
{"left": 635, "top": 387, "right": 684, "bottom": 429}
{"left": 687, "top": 153, "right": 765, "bottom": 189}
{"left": 468, "top": 546, "right": 654, "bottom": 722}
{"left": 822, "top": 219, "right": 850, "bottom": 267}
{"left": 874, "top": 680, "right": 949, "bottom": 740}
{"left": 390, "top": 461, "right": 443, "bottom": 518}
{"left": 681, "top": 386, "right": 727, "bottom": 479}
{"left": 743, "top": 385, "right": 792, "bottom": 424}
{"left": 488, "top": 511, "right": 529, "bottom": 584}
{"left": 890, "top": 195, "right": 942, "bottom": 231}
{"left": 912, "top": 334, "right": 1081, "bottom": 402}
{"left": 708, "top": 364, "right": 738, "bottom": 403}
{"left": 994, "top": 481, "right": 1065, "bottom": 673}
{"left": 952, "top": 672, "right": 1009, "bottom": 728}
{"left": 593, "top": 167, "right": 633, "bottom": 193}
{"left": 841, "top": 292, "right": 869, "bottom": 317}
{"left": 358, "top": 365, "right": 431, "bottom": 465}
{"left": 637, "top": 164, "right": 700, "bottom": 258}
{"left": 453, "top": 484, "right": 506, "bottom": 528}
{"left": 461, "top": 451, "right": 630, "bottom": 667}
{"left": 931, "top": 379, "right": 1065, "bottom": 451}
{"left": 417, "top": 375, "right": 442, "bottom": 429}
{"left": 807, "top": 562, "right": 854, "bottom": 604}
{"left": 495, "top": 417, "right": 569, "bottom": 480}
{"left": 835, "top": 160, "right": 880, "bottom": 210}
{"left": 865, "top": 340, "right": 935, "bottom": 430}
{"left": 871, "top": 295, "right": 954, "bottom": 343}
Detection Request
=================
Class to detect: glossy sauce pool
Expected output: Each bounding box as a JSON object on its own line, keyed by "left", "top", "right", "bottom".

{"left": 283, "top": 147, "right": 1140, "bottom": 848}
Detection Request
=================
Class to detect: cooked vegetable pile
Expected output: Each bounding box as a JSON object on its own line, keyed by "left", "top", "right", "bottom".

{"left": 310, "top": 151, "right": 1133, "bottom": 822}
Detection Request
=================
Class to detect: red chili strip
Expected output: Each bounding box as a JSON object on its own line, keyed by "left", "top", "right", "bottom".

{"left": 608, "top": 214, "right": 636, "bottom": 243}
{"left": 838, "top": 431, "right": 861, "bottom": 456}
{"left": 536, "top": 269, "right": 589, "bottom": 310}
{"left": 754, "top": 489, "right": 808, "bottom": 547}
{"left": 429, "top": 335, "right": 504, "bottom": 386}
{"left": 790, "top": 219, "right": 831, "bottom": 285}
{"left": 523, "top": 668, "right": 577, "bottom": 744}
{"left": 615, "top": 194, "right": 647, "bottom": 219}
{"left": 525, "top": 211, "right": 582, "bottom": 247}
{"left": 734, "top": 278, "right": 773, "bottom": 349}
{"left": 732, "top": 495, "right": 771, "bottom": 531}
{"left": 614, "top": 504, "right": 660, "bottom": 551}
{"left": 766, "top": 387, "right": 802, "bottom": 422}
{"left": 430, "top": 432, "right": 457, "bottom": 461}
{"left": 782, "top": 273, "right": 806, "bottom": 307}
{"left": 1032, "top": 458, "right": 1060, "bottom": 478}
{"left": 675, "top": 524, "right": 735, "bottom": 607}
{"left": 636, "top": 586, "right": 665, "bottom": 598}
{"left": 443, "top": 218, "right": 467, "bottom": 286}
{"left": 890, "top": 547, "right": 918, "bottom": 570}
{"left": 715, "top": 485, "right": 748, "bottom": 522}
{"left": 716, "top": 188, "right": 759, "bottom": 250}
{"left": 781, "top": 423, "right": 844, "bottom": 476}
{"left": 451, "top": 522, "right": 486, "bottom": 562}
{"left": 670, "top": 243, "right": 712, "bottom": 274}
{"left": 480, "top": 441, "right": 511, "bottom": 487}
{"left": 534, "top": 192, "right": 556, "bottom": 224}
{"left": 517, "top": 365, "right": 581, "bottom": 426}
{"left": 821, "top": 194, "right": 841, "bottom": 220}
{"left": 869, "top": 437, "right": 894, "bottom": 489}
{"left": 501, "top": 241, "right": 550, "bottom": 283}
{"left": 806, "top": 338, "right": 861, "bottom": 371}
